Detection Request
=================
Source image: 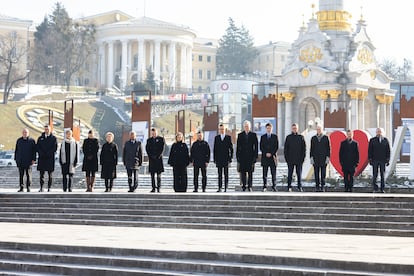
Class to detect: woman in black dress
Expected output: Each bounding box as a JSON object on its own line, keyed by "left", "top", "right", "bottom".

{"left": 100, "top": 132, "right": 118, "bottom": 192}
{"left": 82, "top": 130, "right": 99, "bottom": 192}
{"left": 168, "top": 132, "right": 190, "bottom": 192}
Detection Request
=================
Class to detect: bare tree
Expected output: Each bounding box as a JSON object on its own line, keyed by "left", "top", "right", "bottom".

{"left": 0, "top": 31, "right": 30, "bottom": 104}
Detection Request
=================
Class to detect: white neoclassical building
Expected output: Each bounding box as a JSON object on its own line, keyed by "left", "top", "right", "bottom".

{"left": 84, "top": 11, "right": 196, "bottom": 91}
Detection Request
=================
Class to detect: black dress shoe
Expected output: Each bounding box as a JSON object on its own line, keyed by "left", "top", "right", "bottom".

{"left": 26, "top": 188, "right": 30, "bottom": 192}
{"left": 271, "top": 186, "right": 277, "bottom": 192}
{"left": 248, "top": 187, "right": 252, "bottom": 192}
{"left": 297, "top": 187, "right": 303, "bottom": 192}
{"left": 217, "top": 189, "right": 222, "bottom": 192}
{"left": 380, "top": 189, "right": 385, "bottom": 193}
{"left": 17, "top": 188, "right": 23, "bottom": 192}
{"left": 150, "top": 189, "right": 156, "bottom": 193}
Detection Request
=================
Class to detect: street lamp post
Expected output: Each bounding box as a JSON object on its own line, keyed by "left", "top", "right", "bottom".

{"left": 26, "top": 69, "right": 30, "bottom": 94}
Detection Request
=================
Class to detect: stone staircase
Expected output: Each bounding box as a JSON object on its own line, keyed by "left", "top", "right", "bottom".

{"left": 0, "top": 241, "right": 411, "bottom": 276}
{"left": 0, "top": 193, "right": 413, "bottom": 275}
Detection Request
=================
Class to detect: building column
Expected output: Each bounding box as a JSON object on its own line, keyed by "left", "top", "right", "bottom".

{"left": 138, "top": 39, "right": 146, "bottom": 82}
{"left": 107, "top": 41, "right": 114, "bottom": 88}
{"left": 162, "top": 43, "right": 167, "bottom": 72}
{"left": 347, "top": 90, "right": 359, "bottom": 130}
{"left": 358, "top": 91, "right": 368, "bottom": 130}
{"left": 282, "top": 92, "right": 296, "bottom": 139}
{"left": 277, "top": 93, "right": 284, "bottom": 143}
{"left": 317, "top": 90, "right": 329, "bottom": 126}
{"left": 376, "top": 94, "right": 387, "bottom": 133}
{"left": 149, "top": 40, "right": 154, "bottom": 70}
{"left": 180, "top": 44, "right": 187, "bottom": 89}
{"left": 386, "top": 96, "right": 394, "bottom": 143}
{"left": 121, "top": 40, "right": 128, "bottom": 89}
{"left": 186, "top": 46, "right": 193, "bottom": 89}
{"left": 98, "top": 43, "right": 106, "bottom": 87}
{"left": 154, "top": 40, "right": 161, "bottom": 88}
{"left": 168, "top": 42, "right": 176, "bottom": 89}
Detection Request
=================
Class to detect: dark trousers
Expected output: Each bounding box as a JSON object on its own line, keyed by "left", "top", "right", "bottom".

{"left": 104, "top": 178, "right": 114, "bottom": 190}
{"left": 173, "top": 166, "right": 187, "bottom": 192}
{"left": 313, "top": 165, "right": 327, "bottom": 188}
{"left": 150, "top": 172, "right": 161, "bottom": 190}
{"left": 18, "top": 167, "right": 32, "bottom": 188}
{"left": 343, "top": 167, "right": 355, "bottom": 192}
{"left": 193, "top": 166, "right": 207, "bottom": 191}
{"left": 217, "top": 166, "right": 229, "bottom": 190}
{"left": 287, "top": 163, "right": 302, "bottom": 188}
{"left": 127, "top": 168, "right": 138, "bottom": 191}
{"left": 39, "top": 171, "right": 53, "bottom": 188}
{"left": 372, "top": 160, "right": 386, "bottom": 191}
{"left": 62, "top": 173, "right": 73, "bottom": 192}
{"left": 240, "top": 170, "right": 253, "bottom": 190}
{"left": 262, "top": 164, "right": 276, "bottom": 188}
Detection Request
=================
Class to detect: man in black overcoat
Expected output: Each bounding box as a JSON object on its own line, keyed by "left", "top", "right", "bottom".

{"left": 339, "top": 129, "right": 359, "bottom": 192}
{"left": 236, "top": 120, "right": 258, "bottom": 191}
{"left": 310, "top": 125, "right": 330, "bottom": 192}
{"left": 36, "top": 125, "right": 58, "bottom": 192}
{"left": 15, "top": 128, "right": 36, "bottom": 192}
{"left": 368, "top": 127, "right": 391, "bottom": 193}
{"left": 284, "top": 123, "right": 306, "bottom": 192}
{"left": 213, "top": 124, "right": 233, "bottom": 192}
{"left": 123, "top": 131, "right": 143, "bottom": 192}
{"left": 190, "top": 131, "right": 211, "bottom": 192}
{"left": 260, "top": 122, "right": 279, "bottom": 192}
{"left": 146, "top": 127, "right": 165, "bottom": 193}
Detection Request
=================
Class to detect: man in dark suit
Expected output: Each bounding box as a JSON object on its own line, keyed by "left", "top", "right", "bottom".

{"left": 213, "top": 123, "right": 233, "bottom": 192}
{"left": 310, "top": 125, "right": 330, "bottom": 192}
{"left": 236, "top": 120, "right": 258, "bottom": 192}
{"left": 190, "top": 131, "right": 211, "bottom": 192}
{"left": 146, "top": 128, "right": 165, "bottom": 193}
{"left": 15, "top": 128, "right": 37, "bottom": 192}
{"left": 36, "top": 125, "right": 58, "bottom": 192}
{"left": 368, "top": 127, "right": 391, "bottom": 193}
{"left": 123, "top": 131, "right": 143, "bottom": 192}
{"left": 284, "top": 123, "right": 306, "bottom": 192}
{"left": 260, "top": 122, "right": 279, "bottom": 192}
{"left": 339, "top": 129, "right": 359, "bottom": 192}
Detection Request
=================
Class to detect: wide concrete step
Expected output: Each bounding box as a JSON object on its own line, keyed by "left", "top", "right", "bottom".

{"left": 0, "top": 242, "right": 411, "bottom": 276}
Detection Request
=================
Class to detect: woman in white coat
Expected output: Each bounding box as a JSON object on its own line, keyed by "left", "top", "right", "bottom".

{"left": 59, "top": 129, "right": 79, "bottom": 192}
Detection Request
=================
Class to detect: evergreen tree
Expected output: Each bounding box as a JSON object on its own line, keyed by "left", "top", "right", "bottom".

{"left": 33, "top": 2, "right": 96, "bottom": 91}
{"left": 216, "top": 18, "right": 258, "bottom": 75}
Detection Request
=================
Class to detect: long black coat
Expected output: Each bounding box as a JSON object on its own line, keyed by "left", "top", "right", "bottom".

{"left": 368, "top": 136, "right": 391, "bottom": 163}
{"left": 15, "top": 137, "right": 36, "bottom": 169}
{"left": 82, "top": 138, "right": 99, "bottom": 172}
{"left": 260, "top": 133, "right": 279, "bottom": 167}
{"left": 190, "top": 140, "right": 211, "bottom": 167}
{"left": 284, "top": 133, "right": 306, "bottom": 165}
{"left": 213, "top": 134, "right": 233, "bottom": 168}
{"left": 36, "top": 133, "right": 57, "bottom": 172}
{"left": 100, "top": 142, "right": 118, "bottom": 179}
{"left": 339, "top": 139, "right": 359, "bottom": 169}
{"left": 168, "top": 141, "right": 190, "bottom": 167}
{"left": 236, "top": 131, "right": 258, "bottom": 172}
{"left": 146, "top": 136, "right": 165, "bottom": 173}
{"left": 123, "top": 140, "right": 143, "bottom": 169}
{"left": 310, "top": 134, "right": 330, "bottom": 167}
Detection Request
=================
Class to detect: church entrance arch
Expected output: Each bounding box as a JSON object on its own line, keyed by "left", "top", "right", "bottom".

{"left": 298, "top": 97, "right": 320, "bottom": 131}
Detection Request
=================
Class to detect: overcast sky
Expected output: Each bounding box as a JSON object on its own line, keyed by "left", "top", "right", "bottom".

{"left": 2, "top": 0, "right": 411, "bottom": 63}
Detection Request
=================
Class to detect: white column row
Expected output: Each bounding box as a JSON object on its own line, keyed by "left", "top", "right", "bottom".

{"left": 98, "top": 40, "right": 192, "bottom": 90}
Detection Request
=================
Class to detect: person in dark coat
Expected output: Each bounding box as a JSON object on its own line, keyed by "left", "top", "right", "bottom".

{"left": 284, "top": 123, "right": 306, "bottom": 192}
{"left": 339, "top": 129, "right": 359, "bottom": 192}
{"left": 146, "top": 127, "right": 165, "bottom": 193}
{"left": 168, "top": 132, "right": 190, "bottom": 192}
{"left": 190, "top": 131, "right": 211, "bottom": 192}
{"left": 213, "top": 123, "right": 233, "bottom": 192}
{"left": 15, "top": 128, "right": 36, "bottom": 192}
{"left": 368, "top": 127, "right": 391, "bottom": 193}
{"left": 59, "top": 129, "right": 79, "bottom": 192}
{"left": 123, "top": 131, "right": 143, "bottom": 192}
{"left": 310, "top": 125, "right": 331, "bottom": 192}
{"left": 100, "top": 132, "right": 118, "bottom": 192}
{"left": 260, "top": 122, "right": 279, "bottom": 192}
{"left": 36, "top": 125, "right": 57, "bottom": 192}
{"left": 236, "top": 120, "right": 258, "bottom": 192}
{"left": 82, "top": 130, "right": 99, "bottom": 192}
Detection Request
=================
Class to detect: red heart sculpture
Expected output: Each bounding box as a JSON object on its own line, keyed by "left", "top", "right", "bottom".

{"left": 329, "top": 130, "right": 371, "bottom": 177}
